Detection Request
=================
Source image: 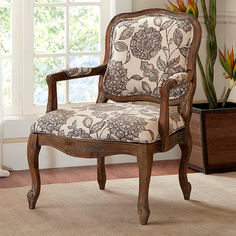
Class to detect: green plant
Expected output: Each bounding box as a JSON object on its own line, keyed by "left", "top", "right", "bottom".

{"left": 167, "top": 0, "right": 218, "bottom": 109}
{"left": 166, "top": 0, "right": 199, "bottom": 17}
{"left": 219, "top": 48, "right": 236, "bottom": 107}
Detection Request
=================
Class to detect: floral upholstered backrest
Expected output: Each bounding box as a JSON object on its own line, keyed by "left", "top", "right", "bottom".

{"left": 103, "top": 12, "right": 194, "bottom": 104}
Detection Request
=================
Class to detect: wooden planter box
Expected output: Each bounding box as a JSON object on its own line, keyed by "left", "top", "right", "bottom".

{"left": 189, "top": 103, "right": 236, "bottom": 174}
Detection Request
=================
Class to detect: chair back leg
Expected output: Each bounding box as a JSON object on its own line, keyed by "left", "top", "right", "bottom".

{"left": 137, "top": 145, "right": 153, "bottom": 225}
{"left": 97, "top": 157, "right": 106, "bottom": 190}
{"left": 27, "top": 134, "right": 41, "bottom": 209}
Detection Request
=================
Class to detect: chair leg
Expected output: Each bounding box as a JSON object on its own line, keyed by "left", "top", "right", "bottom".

{"left": 27, "top": 134, "right": 41, "bottom": 209}
{"left": 179, "top": 131, "right": 192, "bottom": 200}
{"left": 137, "top": 145, "right": 153, "bottom": 225}
{"left": 97, "top": 157, "right": 106, "bottom": 190}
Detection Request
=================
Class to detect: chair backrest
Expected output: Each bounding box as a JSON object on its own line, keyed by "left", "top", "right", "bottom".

{"left": 101, "top": 9, "right": 201, "bottom": 105}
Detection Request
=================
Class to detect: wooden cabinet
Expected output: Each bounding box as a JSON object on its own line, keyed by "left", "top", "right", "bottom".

{"left": 189, "top": 103, "right": 236, "bottom": 174}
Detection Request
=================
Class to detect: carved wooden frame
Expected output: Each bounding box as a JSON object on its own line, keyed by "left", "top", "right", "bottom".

{"left": 27, "top": 9, "right": 202, "bottom": 225}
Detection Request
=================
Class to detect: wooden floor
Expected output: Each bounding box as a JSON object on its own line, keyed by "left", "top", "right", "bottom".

{"left": 0, "top": 160, "right": 196, "bottom": 188}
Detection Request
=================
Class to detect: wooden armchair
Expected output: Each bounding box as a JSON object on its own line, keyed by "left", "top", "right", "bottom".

{"left": 27, "top": 9, "right": 201, "bottom": 225}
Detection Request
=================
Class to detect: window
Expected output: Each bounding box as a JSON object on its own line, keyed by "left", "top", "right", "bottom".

{"left": 0, "top": 0, "right": 12, "bottom": 108}
{"left": 1, "top": 0, "right": 112, "bottom": 116}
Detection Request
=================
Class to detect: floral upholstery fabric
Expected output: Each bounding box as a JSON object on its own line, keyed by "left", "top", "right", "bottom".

{"left": 103, "top": 14, "right": 193, "bottom": 103}
{"left": 64, "top": 67, "right": 92, "bottom": 77}
{"left": 31, "top": 103, "right": 185, "bottom": 144}
{"left": 169, "top": 72, "right": 188, "bottom": 85}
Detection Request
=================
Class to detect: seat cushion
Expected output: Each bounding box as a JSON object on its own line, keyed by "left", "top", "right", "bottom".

{"left": 31, "top": 103, "right": 185, "bottom": 144}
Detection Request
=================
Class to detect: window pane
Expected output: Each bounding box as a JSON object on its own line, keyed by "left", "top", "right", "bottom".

{"left": 2, "top": 59, "right": 12, "bottom": 107}
{"left": 34, "top": 57, "right": 65, "bottom": 105}
{"left": 0, "top": 7, "right": 11, "bottom": 55}
{"left": 69, "top": 55, "right": 99, "bottom": 103}
{"left": 34, "top": 0, "right": 65, "bottom": 3}
{"left": 69, "top": 55, "right": 99, "bottom": 68}
{"left": 0, "top": 0, "right": 11, "bottom": 3}
{"left": 69, "top": 6, "right": 100, "bottom": 52}
{"left": 69, "top": 76, "right": 99, "bottom": 103}
{"left": 34, "top": 7, "right": 65, "bottom": 54}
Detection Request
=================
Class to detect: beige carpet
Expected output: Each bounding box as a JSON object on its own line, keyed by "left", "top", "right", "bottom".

{"left": 0, "top": 173, "right": 236, "bottom": 236}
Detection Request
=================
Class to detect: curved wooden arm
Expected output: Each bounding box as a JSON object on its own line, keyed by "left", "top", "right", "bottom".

{"left": 158, "top": 70, "right": 194, "bottom": 151}
{"left": 46, "top": 64, "right": 107, "bottom": 113}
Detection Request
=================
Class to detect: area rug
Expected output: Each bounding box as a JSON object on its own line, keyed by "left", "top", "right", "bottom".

{"left": 0, "top": 172, "right": 235, "bottom": 236}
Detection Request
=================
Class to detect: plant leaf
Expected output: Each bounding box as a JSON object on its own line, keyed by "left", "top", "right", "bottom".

{"left": 187, "top": 4, "right": 196, "bottom": 17}
{"left": 173, "top": 28, "right": 183, "bottom": 46}
{"left": 179, "top": 47, "right": 189, "bottom": 57}
{"left": 160, "top": 19, "right": 174, "bottom": 31}
{"left": 233, "top": 63, "right": 236, "bottom": 80}
{"left": 114, "top": 41, "right": 128, "bottom": 52}
{"left": 140, "top": 61, "right": 149, "bottom": 71}
{"left": 226, "top": 49, "right": 232, "bottom": 76}
{"left": 124, "top": 51, "right": 131, "bottom": 64}
{"left": 157, "top": 56, "right": 166, "bottom": 71}
{"left": 119, "top": 27, "right": 134, "bottom": 40}
{"left": 168, "top": 55, "right": 180, "bottom": 67}
{"left": 148, "top": 69, "right": 159, "bottom": 82}
{"left": 219, "top": 49, "right": 228, "bottom": 75}
{"left": 130, "top": 75, "right": 143, "bottom": 80}
{"left": 142, "top": 81, "right": 152, "bottom": 94}
{"left": 90, "top": 121, "right": 106, "bottom": 134}
{"left": 134, "top": 87, "right": 139, "bottom": 94}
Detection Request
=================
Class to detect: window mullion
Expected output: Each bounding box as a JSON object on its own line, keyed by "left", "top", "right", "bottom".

{"left": 34, "top": 2, "right": 101, "bottom": 8}
{"left": 11, "top": 0, "right": 23, "bottom": 116}
{"left": 34, "top": 52, "right": 101, "bottom": 57}
{"left": 100, "top": 0, "right": 112, "bottom": 63}
{"left": 65, "top": 1, "right": 69, "bottom": 104}
{"left": 22, "top": 0, "right": 35, "bottom": 116}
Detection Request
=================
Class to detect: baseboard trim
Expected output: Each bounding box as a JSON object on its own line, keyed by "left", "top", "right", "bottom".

{"left": 3, "top": 137, "right": 28, "bottom": 144}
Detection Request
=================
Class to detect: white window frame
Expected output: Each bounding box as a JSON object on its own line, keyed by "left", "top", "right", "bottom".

{"left": 3, "top": 0, "right": 131, "bottom": 117}
{"left": 1, "top": 0, "right": 23, "bottom": 116}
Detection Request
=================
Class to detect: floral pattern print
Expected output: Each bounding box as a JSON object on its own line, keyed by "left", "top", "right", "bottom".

{"left": 31, "top": 103, "right": 185, "bottom": 144}
{"left": 103, "top": 60, "right": 129, "bottom": 95}
{"left": 107, "top": 114, "right": 148, "bottom": 141}
{"left": 130, "top": 21, "right": 162, "bottom": 60}
{"left": 169, "top": 72, "right": 188, "bottom": 85}
{"left": 103, "top": 14, "right": 194, "bottom": 104}
{"left": 64, "top": 67, "right": 92, "bottom": 77}
{"left": 31, "top": 110, "right": 76, "bottom": 136}
{"left": 177, "top": 19, "right": 192, "bottom": 33}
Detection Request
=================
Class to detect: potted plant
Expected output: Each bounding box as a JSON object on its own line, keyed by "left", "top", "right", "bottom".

{"left": 167, "top": 0, "right": 236, "bottom": 173}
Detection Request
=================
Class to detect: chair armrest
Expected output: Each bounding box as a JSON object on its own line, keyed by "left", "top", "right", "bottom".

{"left": 168, "top": 72, "right": 189, "bottom": 87}
{"left": 46, "top": 64, "right": 107, "bottom": 113}
{"left": 158, "top": 71, "right": 193, "bottom": 151}
{"left": 46, "top": 64, "right": 107, "bottom": 83}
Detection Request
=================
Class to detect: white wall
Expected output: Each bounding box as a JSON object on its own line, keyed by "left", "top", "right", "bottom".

{"left": 225, "top": 0, "right": 236, "bottom": 102}
{"left": 3, "top": 0, "right": 235, "bottom": 170}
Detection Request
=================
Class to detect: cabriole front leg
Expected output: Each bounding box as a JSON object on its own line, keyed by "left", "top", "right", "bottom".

{"left": 137, "top": 145, "right": 153, "bottom": 225}
{"left": 179, "top": 131, "right": 192, "bottom": 200}
{"left": 27, "top": 134, "right": 41, "bottom": 209}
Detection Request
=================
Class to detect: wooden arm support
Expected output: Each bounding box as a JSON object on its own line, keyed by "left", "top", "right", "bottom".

{"left": 158, "top": 71, "right": 194, "bottom": 152}
{"left": 46, "top": 64, "right": 107, "bottom": 113}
